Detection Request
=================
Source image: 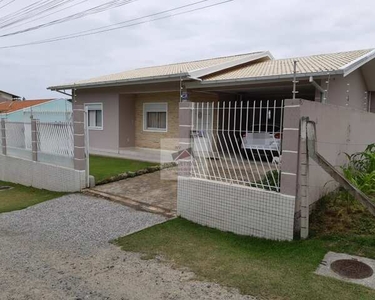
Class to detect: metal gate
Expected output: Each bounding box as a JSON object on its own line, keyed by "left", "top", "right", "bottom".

{"left": 190, "top": 100, "right": 284, "bottom": 191}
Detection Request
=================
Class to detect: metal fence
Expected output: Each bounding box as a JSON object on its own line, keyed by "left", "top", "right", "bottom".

{"left": 190, "top": 100, "right": 284, "bottom": 191}
{"left": 3, "top": 121, "right": 32, "bottom": 160}
{"left": 23, "top": 110, "right": 72, "bottom": 122}
{"left": 36, "top": 121, "right": 74, "bottom": 157}
{"left": 1, "top": 118, "right": 74, "bottom": 168}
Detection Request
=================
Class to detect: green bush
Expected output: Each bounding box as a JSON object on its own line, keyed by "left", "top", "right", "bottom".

{"left": 342, "top": 144, "right": 375, "bottom": 197}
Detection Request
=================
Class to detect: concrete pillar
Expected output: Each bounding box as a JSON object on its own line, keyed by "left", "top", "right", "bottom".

{"left": 31, "top": 118, "right": 38, "bottom": 161}
{"left": 178, "top": 101, "right": 193, "bottom": 177}
{"left": 299, "top": 117, "right": 309, "bottom": 239}
{"left": 280, "top": 99, "right": 301, "bottom": 198}
{"left": 73, "top": 105, "right": 86, "bottom": 171}
{"left": 1, "top": 118, "right": 6, "bottom": 155}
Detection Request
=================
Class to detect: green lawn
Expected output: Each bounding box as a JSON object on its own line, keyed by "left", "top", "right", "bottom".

{"left": 0, "top": 181, "right": 65, "bottom": 213}
{"left": 89, "top": 155, "right": 157, "bottom": 183}
{"left": 115, "top": 192, "right": 375, "bottom": 300}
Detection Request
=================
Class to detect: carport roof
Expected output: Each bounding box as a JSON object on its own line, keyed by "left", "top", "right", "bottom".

{"left": 48, "top": 51, "right": 272, "bottom": 90}
{"left": 202, "top": 49, "right": 375, "bottom": 83}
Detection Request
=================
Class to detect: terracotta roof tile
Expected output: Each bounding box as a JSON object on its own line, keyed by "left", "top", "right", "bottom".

{"left": 0, "top": 99, "right": 52, "bottom": 113}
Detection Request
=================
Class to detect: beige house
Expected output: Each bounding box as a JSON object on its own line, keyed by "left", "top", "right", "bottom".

{"left": 49, "top": 49, "right": 375, "bottom": 240}
{"left": 49, "top": 48, "right": 375, "bottom": 158}
{"left": 0, "top": 90, "right": 21, "bottom": 102}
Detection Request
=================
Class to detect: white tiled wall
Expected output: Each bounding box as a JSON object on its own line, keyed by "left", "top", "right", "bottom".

{"left": 0, "top": 154, "right": 85, "bottom": 192}
{"left": 177, "top": 177, "right": 296, "bottom": 241}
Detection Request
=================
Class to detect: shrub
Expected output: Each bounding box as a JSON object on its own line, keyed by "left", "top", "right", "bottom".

{"left": 342, "top": 144, "right": 375, "bottom": 197}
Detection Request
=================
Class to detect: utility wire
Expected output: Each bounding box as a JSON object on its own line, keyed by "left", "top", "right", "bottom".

{"left": 0, "top": 0, "right": 233, "bottom": 49}
{"left": 0, "top": 0, "right": 137, "bottom": 31}
{"left": 4, "top": 0, "right": 88, "bottom": 30}
{"left": 0, "top": 0, "right": 73, "bottom": 28}
{"left": 0, "top": 0, "right": 16, "bottom": 10}
{"left": 34, "top": 0, "right": 211, "bottom": 40}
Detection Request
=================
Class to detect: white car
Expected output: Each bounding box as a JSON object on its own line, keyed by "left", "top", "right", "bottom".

{"left": 239, "top": 125, "right": 282, "bottom": 160}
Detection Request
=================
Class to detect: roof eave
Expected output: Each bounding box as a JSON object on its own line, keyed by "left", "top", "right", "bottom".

{"left": 340, "top": 49, "right": 375, "bottom": 77}
{"left": 188, "top": 51, "right": 273, "bottom": 78}
{"left": 0, "top": 90, "right": 21, "bottom": 98}
{"left": 48, "top": 73, "right": 190, "bottom": 91}
{"left": 190, "top": 70, "right": 344, "bottom": 88}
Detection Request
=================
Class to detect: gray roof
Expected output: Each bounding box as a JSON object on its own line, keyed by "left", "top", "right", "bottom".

{"left": 49, "top": 49, "right": 375, "bottom": 90}
{"left": 203, "top": 49, "right": 375, "bottom": 82}
{"left": 48, "top": 51, "right": 271, "bottom": 90}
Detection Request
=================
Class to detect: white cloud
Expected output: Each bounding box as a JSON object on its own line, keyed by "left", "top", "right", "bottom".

{"left": 0, "top": 0, "right": 374, "bottom": 99}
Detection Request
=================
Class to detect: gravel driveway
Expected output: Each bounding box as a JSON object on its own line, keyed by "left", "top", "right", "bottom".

{"left": 0, "top": 195, "right": 254, "bottom": 300}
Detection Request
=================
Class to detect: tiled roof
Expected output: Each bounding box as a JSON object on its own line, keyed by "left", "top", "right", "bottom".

{"left": 50, "top": 51, "right": 267, "bottom": 88}
{"left": 203, "top": 49, "right": 374, "bottom": 81}
{"left": 0, "top": 99, "right": 51, "bottom": 113}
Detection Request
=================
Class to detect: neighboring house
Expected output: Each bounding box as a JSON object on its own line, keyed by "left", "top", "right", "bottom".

{"left": 0, "top": 98, "right": 72, "bottom": 122}
{"left": 0, "top": 90, "right": 21, "bottom": 102}
{"left": 48, "top": 49, "right": 375, "bottom": 155}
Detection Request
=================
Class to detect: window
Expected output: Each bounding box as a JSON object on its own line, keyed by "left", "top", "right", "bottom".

{"left": 143, "top": 103, "right": 168, "bottom": 132}
{"left": 85, "top": 103, "right": 103, "bottom": 130}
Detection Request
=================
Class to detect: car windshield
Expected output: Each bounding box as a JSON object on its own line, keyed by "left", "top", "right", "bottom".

{"left": 247, "top": 124, "right": 280, "bottom": 133}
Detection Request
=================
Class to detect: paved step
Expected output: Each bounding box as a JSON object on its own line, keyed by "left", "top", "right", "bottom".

{"left": 83, "top": 189, "right": 176, "bottom": 218}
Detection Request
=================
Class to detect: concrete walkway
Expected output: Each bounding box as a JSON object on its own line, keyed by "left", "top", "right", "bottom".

{"left": 87, "top": 168, "right": 178, "bottom": 217}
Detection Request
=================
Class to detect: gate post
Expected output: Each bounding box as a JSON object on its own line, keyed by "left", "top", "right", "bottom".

{"left": 299, "top": 117, "right": 310, "bottom": 239}
{"left": 280, "top": 99, "right": 302, "bottom": 231}
{"left": 1, "top": 118, "right": 6, "bottom": 156}
{"left": 31, "top": 117, "right": 38, "bottom": 161}
{"left": 73, "top": 105, "right": 86, "bottom": 172}
{"left": 178, "top": 101, "right": 194, "bottom": 177}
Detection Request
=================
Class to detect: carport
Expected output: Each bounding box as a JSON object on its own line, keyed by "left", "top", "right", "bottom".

{"left": 186, "top": 80, "right": 310, "bottom": 191}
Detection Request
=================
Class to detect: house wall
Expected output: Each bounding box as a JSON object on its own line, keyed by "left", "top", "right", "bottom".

{"left": 119, "top": 94, "right": 136, "bottom": 148}
{"left": 280, "top": 99, "right": 375, "bottom": 231}
{"left": 298, "top": 100, "right": 375, "bottom": 209}
{"left": 134, "top": 92, "right": 180, "bottom": 150}
{"left": 134, "top": 90, "right": 219, "bottom": 151}
{"left": 0, "top": 92, "right": 13, "bottom": 102}
{"left": 321, "top": 70, "right": 369, "bottom": 111}
{"left": 370, "top": 92, "right": 375, "bottom": 113}
{"left": 0, "top": 99, "right": 72, "bottom": 122}
{"left": 75, "top": 90, "right": 120, "bottom": 152}
{"left": 76, "top": 85, "right": 219, "bottom": 152}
